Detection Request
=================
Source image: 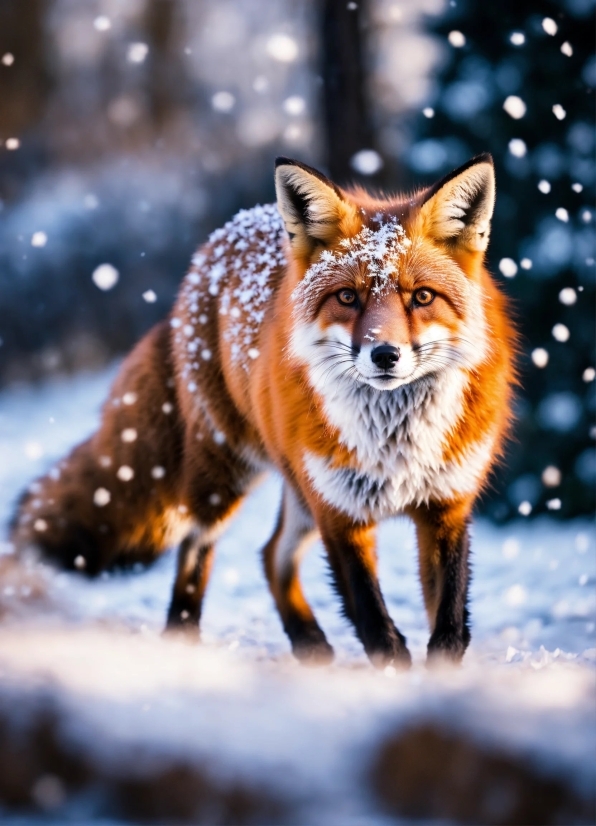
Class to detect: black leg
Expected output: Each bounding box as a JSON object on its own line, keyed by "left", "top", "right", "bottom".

{"left": 320, "top": 521, "right": 411, "bottom": 668}
{"left": 166, "top": 531, "right": 214, "bottom": 635}
{"left": 426, "top": 521, "right": 471, "bottom": 664}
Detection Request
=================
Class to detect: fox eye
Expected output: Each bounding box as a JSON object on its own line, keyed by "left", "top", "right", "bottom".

{"left": 337, "top": 288, "right": 358, "bottom": 306}
{"left": 413, "top": 288, "right": 435, "bottom": 307}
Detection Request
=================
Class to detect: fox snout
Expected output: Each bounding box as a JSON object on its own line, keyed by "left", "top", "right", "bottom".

{"left": 355, "top": 339, "right": 415, "bottom": 388}
{"left": 351, "top": 295, "right": 416, "bottom": 386}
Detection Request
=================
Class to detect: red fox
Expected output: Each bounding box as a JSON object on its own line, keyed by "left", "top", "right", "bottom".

{"left": 12, "top": 155, "right": 516, "bottom": 666}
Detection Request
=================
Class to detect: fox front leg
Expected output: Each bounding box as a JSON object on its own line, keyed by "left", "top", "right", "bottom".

{"left": 316, "top": 511, "right": 412, "bottom": 668}
{"left": 412, "top": 502, "right": 472, "bottom": 664}
{"left": 262, "top": 485, "right": 334, "bottom": 664}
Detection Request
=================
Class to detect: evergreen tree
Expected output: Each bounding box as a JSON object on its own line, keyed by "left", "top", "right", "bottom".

{"left": 409, "top": 0, "right": 595, "bottom": 519}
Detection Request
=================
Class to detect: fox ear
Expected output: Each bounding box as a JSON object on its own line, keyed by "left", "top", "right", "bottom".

{"left": 275, "top": 157, "right": 356, "bottom": 255}
{"left": 420, "top": 154, "right": 495, "bottom": 253}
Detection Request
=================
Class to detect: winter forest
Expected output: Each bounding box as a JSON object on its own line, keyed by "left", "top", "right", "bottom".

{"left": 0, "top": 0, "right": 594, "bottom": 824}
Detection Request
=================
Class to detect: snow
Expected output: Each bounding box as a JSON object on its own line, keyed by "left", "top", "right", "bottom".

{"left": 93, "top": 15, "right": 111, "bottom": 32}
{"left": 559, "top": 286, "right": 577, "bottom": 305}
{"left": 508, "top": 138, "right": 527, "bottom": 158}
{"left": 0, "top": 366, "right": 594, "bottom": 821}
{"left": 509, "top": 32, "right": 525, "bottom": 46}
{"left": 211, "top": 91, "right": 236, "bottom": 112}
{"left": 283, "top": 95, "right": 306, "bottom": 116}
{"left": 294, "top": 214, "right": 409, "bottom": 313}
{"left": 503, "top": 95, "right": 526, "bottom": 120}
{"left": 91, "top": 263, "right": 119, "bottom": 291}
{"left": 498, "top": 257, "right": 518, "bottom": 277}
{"left": 30, "top": 231, "right": 48, "bottom": 248}
{"left": 1, "top": 365, "right": 594, "bottom": 656}
{"left": 266, "top": 33, "right": 299, "bottom": 63}
{"left": 127, "top": 43, "right": 149, "bottom": 65}
{"left": 448, "top": 30, "right": 466, "bottom": 48}
{"left": 552, "top": 322, "right": 570, "bottom": 342}
{"left": 176, "top": 203, "right": 286, "bottom": 375}
{"left": 350, "top": 149, "right": 384, "bottom": 175}
{"left": 542, "top": 465, "right": 562, "bottom": 487}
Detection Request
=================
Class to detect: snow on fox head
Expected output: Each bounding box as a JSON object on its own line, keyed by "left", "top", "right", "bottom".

{"left": 275, "top": 156, "right": 495, "bottom": 393}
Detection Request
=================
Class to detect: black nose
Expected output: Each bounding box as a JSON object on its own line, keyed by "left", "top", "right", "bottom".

{"left": 370, "top": 344, "right": 400, "bottom": 371}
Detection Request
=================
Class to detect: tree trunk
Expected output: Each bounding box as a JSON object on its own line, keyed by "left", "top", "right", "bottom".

{"left": 320, "top": 0, "right": 378, "bottom": 186}
{"left": 144, "top": 0, "right": 177, "bottom": 132}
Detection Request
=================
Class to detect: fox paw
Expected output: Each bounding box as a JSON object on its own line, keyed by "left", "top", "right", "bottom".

{"left": 367, "top": 632, "right": 412, "bottom": 670}
{"left": 426, "top": 628, "right": 468, "bottom": 666}
{"left": 163, "top": 610, "right": 201, "bottom": 643}
{"left": 290, "top": 623, "right": 335, "bottom": 666}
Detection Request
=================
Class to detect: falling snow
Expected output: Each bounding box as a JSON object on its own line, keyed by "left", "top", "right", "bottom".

{"left": 559, "top": 287, "right": 577, "bottom": 306}
{"left": 92, "top": 263, "right": 119, "bottom": 291}
{"left": 117, "top": 465, "right": 134, "bottom": 481}
{"left": 31, "top": 231, "right": 47, "bottom": 248}
{"left": 508, "top": 138, "right": 526, "bottom": 158}
{"left": 531, "top": 347, "right": 549, "bottom": 368}
{"left": 448, "top": 30, "right": 466, "bottom": 48}
{"left": 503, "top": 95, "right": 526, "bottom": 120}
{"left": 552, "top": 323, "right": 570, "bottom": 343}
{"left": 93, "top": 487, "right": 111, "bottom": 507}
{"left": 498, "top": 257, "right": 518, "bottom": 278}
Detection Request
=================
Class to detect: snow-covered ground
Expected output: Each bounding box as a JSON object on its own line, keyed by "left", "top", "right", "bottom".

{"left": 0, "top": 366, "right": 594, "bottom": 824}
{"left": 1, "top": 363, "right": 594, "bottom": 662}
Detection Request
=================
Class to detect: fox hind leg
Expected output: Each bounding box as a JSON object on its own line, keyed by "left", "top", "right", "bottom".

{"left": 164, "top": 435, "right": 259, "bottom": 638}
{"left": 166, "top": 530, "right": 215, "bottom": 636}
{"left": 262, "top": 485, "right": 333, "bottom": 664}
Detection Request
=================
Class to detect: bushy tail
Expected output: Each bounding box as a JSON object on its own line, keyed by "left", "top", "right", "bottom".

{"left": 10, "top": 322, "right": 189, "bottom": 575}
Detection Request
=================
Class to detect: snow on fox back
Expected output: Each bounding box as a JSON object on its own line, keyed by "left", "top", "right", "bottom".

{"left": 172, "top": 204, "right": 286, "bottom": 390}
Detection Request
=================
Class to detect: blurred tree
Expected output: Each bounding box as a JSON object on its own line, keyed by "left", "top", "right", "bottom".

{"left": 0, "top": 0, "right": 49, "bottom": 139}
{"left": 0, "top": 0, "right": 51, "bottom": 198}
{"left": 321, "top": 0, "right": 378, "bottom": 185}
{"left": 145, "top": 0, "right": 178, "bottom": 132}
{"left": 408, "top": 0, "right": 595, "bottom": 519}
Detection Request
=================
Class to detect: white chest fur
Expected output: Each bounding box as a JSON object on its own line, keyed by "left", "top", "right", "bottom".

{"left": 303, "top": 369, "right": 494, "bottom": 521}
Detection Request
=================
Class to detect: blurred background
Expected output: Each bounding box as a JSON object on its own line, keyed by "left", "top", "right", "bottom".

{"left": 0, "top": 0, "right": 594, "bottom": 521}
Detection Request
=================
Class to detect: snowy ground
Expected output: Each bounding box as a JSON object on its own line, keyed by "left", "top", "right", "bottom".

{"left": 0, "top": 366, "right": 594, "bottom": 824}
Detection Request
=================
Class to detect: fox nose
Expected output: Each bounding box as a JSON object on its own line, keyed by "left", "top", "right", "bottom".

{"left": 371, "top": 344, "right": 400, "bottom": 371}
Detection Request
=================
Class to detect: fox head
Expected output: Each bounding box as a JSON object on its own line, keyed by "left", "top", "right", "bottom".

{"left": 275, "top": 155, "right": 495, "bottom": 392}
